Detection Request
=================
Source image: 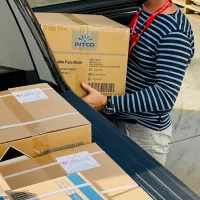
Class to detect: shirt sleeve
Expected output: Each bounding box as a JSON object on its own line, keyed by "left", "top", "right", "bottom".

{"left": 111, "top": 31, "right": 193, "bottom": 113}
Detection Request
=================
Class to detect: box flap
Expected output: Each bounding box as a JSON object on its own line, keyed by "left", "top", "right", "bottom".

{"left": 36, "top": 13, "right": 127, "bottom": 28}
{"left": 0, "top": 90, "right": 33, "bottom": 144}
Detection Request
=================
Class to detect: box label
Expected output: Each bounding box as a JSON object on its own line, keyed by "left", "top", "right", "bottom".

{"left": 12, "top": 88, "right": 49, "bottom": 103}
{"left": 72, "top": 31, "right": 99, "bottom": 50}
{"left": 56, "top": 151, "right": 101, "bottom": 173}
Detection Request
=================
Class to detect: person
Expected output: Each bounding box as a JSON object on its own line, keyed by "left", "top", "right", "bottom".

{"left": 81, "top": 0, "right": 195, "bottom": 165}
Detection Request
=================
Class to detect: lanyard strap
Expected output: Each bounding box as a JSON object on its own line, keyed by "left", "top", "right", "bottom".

{"left": 129, "top": 0, "right": 172, "bottom": 55}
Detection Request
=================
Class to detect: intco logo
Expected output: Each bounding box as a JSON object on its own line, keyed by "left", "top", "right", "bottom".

{"left": 75, "top": 34, "right": 95, "bottom": 48}
{"left": 72, "top": 31, "right": 98, "bottom": 50}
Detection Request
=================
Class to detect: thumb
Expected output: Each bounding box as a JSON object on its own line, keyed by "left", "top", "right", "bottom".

{"left": 82, "top": 82, "right": 94, "bottom": 93}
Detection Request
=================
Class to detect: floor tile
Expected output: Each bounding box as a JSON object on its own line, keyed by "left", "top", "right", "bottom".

{"left": 166, "top": 137, "right": 200, "bottom": 196}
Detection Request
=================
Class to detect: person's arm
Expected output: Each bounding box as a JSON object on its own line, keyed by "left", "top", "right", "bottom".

{"left": 111, "top": 31, "right": 193, "bottom": 113}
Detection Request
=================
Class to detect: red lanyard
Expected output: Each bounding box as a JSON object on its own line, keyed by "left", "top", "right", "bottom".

{"left": 129, "top": 0, "right": 172, "bottom": 55}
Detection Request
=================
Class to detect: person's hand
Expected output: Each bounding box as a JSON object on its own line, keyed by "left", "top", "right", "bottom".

{"left": 82, "top": 83, "right": 107, "bottom": 111}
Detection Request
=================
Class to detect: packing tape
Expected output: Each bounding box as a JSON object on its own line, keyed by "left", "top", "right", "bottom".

{"left": 4, "top": 151, "right": 105, "bottom": 179}
{"left": 101, "top": 184, "right": 139, "bottom": 194}
{"left": 4, "top": 162, "right": 58, "bottom": 179}
{"left": 63, "top": 14, "right": 88, "bottom": 25}
{"left": 2, "top": 94, "right": 43, "bottom": 136}
{"left": 0, "top": 112, "right": 79, "bottom": 131}
{"left": 32, "top": 135, "right": 50, "bottom": 157}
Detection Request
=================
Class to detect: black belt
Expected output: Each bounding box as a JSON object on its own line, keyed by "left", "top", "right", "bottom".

{"left": 102, "top": 113, "right": 138, "bottom": 124}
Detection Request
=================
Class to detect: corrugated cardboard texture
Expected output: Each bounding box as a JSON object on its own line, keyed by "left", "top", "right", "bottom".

{"left": 36, "top": 13, "right": 129, "bottom": 98}
{"left": 0, "top": 143, "right": 152, "bottom": 200}
{"left": 0, "top": 84, "right": 91, "bottom": 158}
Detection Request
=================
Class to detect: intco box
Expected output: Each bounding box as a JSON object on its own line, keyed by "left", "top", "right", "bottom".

{"left": 36, "top": 13, "right": 130, "bottom": 97}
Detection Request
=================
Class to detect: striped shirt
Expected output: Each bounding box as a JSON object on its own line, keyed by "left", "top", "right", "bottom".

{"left": 111, "top": 8, "right": 195, "bottom": 131}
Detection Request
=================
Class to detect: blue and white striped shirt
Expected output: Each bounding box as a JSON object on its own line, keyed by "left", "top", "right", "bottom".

{"left": 111, "top": 8, "right": 195, "bottom": 131}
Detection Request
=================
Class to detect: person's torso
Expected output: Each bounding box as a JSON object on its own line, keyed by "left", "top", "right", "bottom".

{"left": 126, "top": 8, "right": 194, "bottom": 94}
{"left": 115, "top": 8, "right": 194, "bottom": 131}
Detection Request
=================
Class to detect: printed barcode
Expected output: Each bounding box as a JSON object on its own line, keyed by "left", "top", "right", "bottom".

{"left": 89, "top": 83, "right": 115, "bottom": 93}
{"left": 10, "top": 191, "right": 34, "bottom": 200}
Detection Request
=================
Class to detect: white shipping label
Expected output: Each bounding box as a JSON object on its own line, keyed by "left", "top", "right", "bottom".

{"left": 12, "top": 88, "right": 49, "bottom": 103}
{"left": 56, "top": 151, "right": 101, "bottom": 174}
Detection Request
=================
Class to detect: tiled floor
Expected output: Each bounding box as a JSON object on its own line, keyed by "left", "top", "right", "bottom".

{"left": 166, "top": 14, "right": 200, "bottom": 197}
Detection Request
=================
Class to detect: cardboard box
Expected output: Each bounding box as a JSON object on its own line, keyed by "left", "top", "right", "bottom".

{"left": 0, "top": 173, "right": 107, "bottom": 200}
{"left": 36, "top": 13, "right": 130, "bottom": 97}
{"left": 0, "top": 143, "right": 152, "bottom": 200}
{"left": 2, "top": 173, "right": 107, "bottom": 200}
{"left": 0, "top": 83, "right": 91, "bottom": 161}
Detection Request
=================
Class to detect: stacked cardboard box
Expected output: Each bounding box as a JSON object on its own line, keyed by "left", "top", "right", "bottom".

{"left": 0, "top": 79, "right": 151, "bottom": 199}
{"left": 0, "top": 173, "right": 107, "bottom": 200}
{"left": 0, "top": 83, "right": 91, "bottom": 164}
{"left": 36, "top": 13, "right": 130, "bottom": 98}
{"left": 0, "top": 143, "right": 152, "bottom": 200}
